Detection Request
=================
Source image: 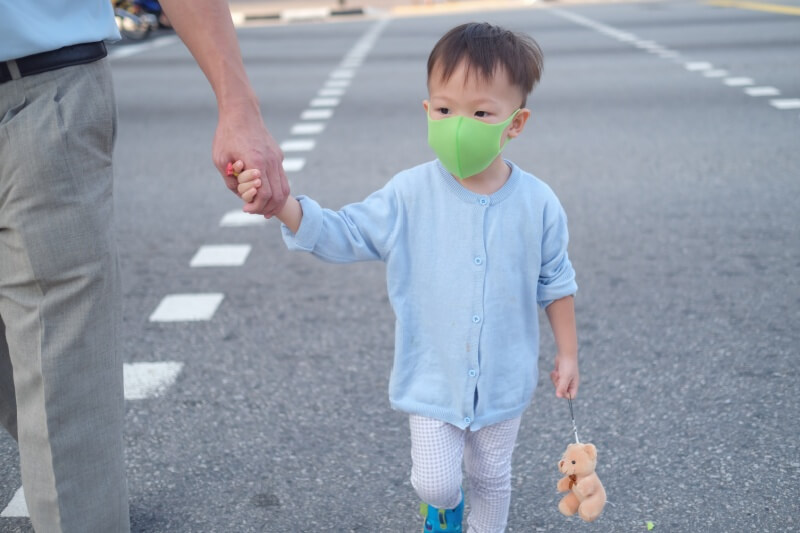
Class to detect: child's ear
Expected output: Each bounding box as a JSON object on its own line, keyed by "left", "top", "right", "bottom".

{"left": 506, "top": 108, "right": 531, "bottom": 140}
{"left": 423, "top": 100, "right": 430, "bottom": 114}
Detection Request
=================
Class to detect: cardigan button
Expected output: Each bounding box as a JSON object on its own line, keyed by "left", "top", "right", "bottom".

{"left": 479, "top": 197, "right": 489, "bottom": 206}
{"left": 464, "top": 417, "right": 472, "bottom": 425}
{"left": 473, "top": 257, "right": 483, "bottom": 266}
{"left": 472, "top": 315, "right": 481, "bottom": 323}
{"left": 468, "top": 369, "right": 477, "bottom": 378}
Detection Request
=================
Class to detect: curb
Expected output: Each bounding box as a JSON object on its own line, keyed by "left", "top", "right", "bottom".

{"left": 231, "top": 6, "right": 365, "bottom": 24}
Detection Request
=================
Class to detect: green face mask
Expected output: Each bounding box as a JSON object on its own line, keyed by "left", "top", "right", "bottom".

{"left": 427, "top": 109, "right": 520, "bottom": 180}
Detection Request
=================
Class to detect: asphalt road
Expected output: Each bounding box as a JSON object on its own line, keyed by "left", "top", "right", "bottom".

{"left": 2, "top": 1, "right": 799, "bottom": 531}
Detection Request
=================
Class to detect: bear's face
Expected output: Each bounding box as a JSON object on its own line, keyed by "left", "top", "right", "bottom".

{"left": 558, "top": 443, "right": 597, "bottom": 477}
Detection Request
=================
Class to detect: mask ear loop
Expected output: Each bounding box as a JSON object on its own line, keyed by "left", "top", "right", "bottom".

{"left": 568, "top": 394, "right": 580, "bottom": 444}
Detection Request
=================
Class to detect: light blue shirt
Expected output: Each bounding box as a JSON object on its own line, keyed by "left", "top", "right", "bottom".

{"left": 282, "top": 160, "right": 577, "bottom": 430}
{"left": 0, "top": 1, "right": 119, "bottom": 62}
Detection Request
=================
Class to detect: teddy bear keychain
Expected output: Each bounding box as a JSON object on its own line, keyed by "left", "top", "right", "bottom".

{"left": 556, "top": 396, "right": 607, "bottom": 522}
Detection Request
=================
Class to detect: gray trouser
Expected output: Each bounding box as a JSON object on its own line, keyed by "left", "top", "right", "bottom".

{"left": 0, "top": 58, "right": 130, "bottom": 532}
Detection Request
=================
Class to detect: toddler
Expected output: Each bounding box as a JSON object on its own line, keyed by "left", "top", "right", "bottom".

{"left": 235, "top": 22, "right": 579, "bottom": 533}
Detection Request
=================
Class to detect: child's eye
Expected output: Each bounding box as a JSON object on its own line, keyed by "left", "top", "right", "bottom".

{"left": 438, "top": 107, "right": 449, "bottom": 115}
{"left": 474, "top": 111, "right": 487, "bottom": 118}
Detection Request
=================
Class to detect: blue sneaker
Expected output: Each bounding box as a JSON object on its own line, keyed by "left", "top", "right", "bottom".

{"left": 419, "top": 492, "right": 464, "bottom": 532}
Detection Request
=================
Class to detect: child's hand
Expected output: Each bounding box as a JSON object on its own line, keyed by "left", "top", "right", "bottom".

{"left": 230, "top": 160, "right": 263, "bottom": 207}
{"left": 550, "top": 353, "right": 579, "bottom": 399}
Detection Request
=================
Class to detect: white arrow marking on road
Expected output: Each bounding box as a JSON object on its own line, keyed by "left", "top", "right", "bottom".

{"left": 149, "top": 294, "right": 224, "bottom": 322}
{"left": 0, "top": 487, "right": 27, "bottom": 518}
{"left": 190, "top": 245, "right": 252, "bottom": 267}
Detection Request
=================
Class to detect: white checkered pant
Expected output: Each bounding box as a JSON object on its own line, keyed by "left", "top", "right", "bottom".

{"left": 409, "top": 415, "right": 522, "bottom": 533}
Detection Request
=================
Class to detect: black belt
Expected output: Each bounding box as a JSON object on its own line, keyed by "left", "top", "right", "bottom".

{"left": 0, "top": 41, "right": 107, "bottom": 85}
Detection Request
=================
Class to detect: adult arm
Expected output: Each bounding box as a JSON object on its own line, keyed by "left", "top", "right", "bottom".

{"left": 159, "top": 0, "right": 289, "bottom": 217}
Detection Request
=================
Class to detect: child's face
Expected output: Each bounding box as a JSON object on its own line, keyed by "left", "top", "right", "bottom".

{"left": 424, "top": 60, "right": 528, "bottom": 130}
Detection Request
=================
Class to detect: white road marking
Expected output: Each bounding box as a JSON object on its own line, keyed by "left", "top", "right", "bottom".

{"left": 149, "top": 293, "right": 224, "bottom": 322}
{"left": 310, "top": 97, "right": 340, "bottom": 107}
{"left": 124, "top": 362, "right": 184, "bottom": 400}
{"left": 685, "top": 61, "right": 713, "bottom": 71}
{"left": 330, "top": 69, "right": 355, "bottom": 79}
{"left": 769, "top": 98, "right": 800, "bottom": 110}
{"left": 2, "top": 358, "right": 185, "bottom": 517}
{"left": 301, "top": 109, "right": 334, "bottom": 120}
{"left": 744, "top": 87, "right": 780, "bottom": 97}
{"left": 550, "top": 9, "right": 792, "bottom": 117}
{"left": 190, "top": 245, "right": 251, "bottom": 267}
{"left": 0, "top": 487, "right": 26, "bottom": 518}
{"left": 723, "top": 77, "right": 754, "bottom": 86}
{"left": 291, "top": 122, "right": 326, "bottom": 135}
{"left": 219, "top": 210, "right": 267, "bottom": 227}
{"left": 325, "top": 79, "right": 351, "bottom": 88}
{"left": 318, "top": 87, "right": 345, "bottom": 97}
{"left": 281, "top": 139, "right": 316, "bottom": 152}
{"left": 283, "top": 158, "right": 306, "bottom": 172}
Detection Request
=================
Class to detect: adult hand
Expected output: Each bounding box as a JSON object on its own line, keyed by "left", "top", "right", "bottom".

{"left": 213, "top": 106, "right": 289, "bottom": 217}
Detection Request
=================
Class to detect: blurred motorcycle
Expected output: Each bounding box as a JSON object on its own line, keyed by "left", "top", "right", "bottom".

{"left": 113, "top": 0, "right": 158, "bottom": 40}
{"left": 132, "top": 0, "right": 172, "bottom": 28}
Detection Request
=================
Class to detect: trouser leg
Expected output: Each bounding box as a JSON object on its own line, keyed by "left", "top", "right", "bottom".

{"left": 463, "top": 417, "right": 521, "bottom": 533}
{"left": 0, "top": 318, "right": 18, "bottom": 439}
{"left": 0, "top": 59, "right": 129, "bottom": 533}
{"left": 409, "top": 415, "right": 465, "bottom": 510}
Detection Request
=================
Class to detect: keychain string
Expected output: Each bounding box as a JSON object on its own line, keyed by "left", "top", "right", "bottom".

{"left": 568, "top": 394, "right": 580, "bottom": 444}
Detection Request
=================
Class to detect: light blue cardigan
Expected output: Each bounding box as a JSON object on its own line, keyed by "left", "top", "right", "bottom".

{"left": 282, "top": 160, "right": 577, "bottom": 430}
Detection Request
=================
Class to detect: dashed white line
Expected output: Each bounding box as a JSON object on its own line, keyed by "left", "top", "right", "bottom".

{"left": 291, "top": 122, "right": 326, "bottom": 135}
{"left": 123, "top": 362, "right": 184, "bottom": 400}
{"left": 310, "top": 97, "right": 340, "bottom": 107}
{"left": 551, "top": 9, "right": 797, "bottom": 117}
{"left": 330, "top": 69, "right": 355, "bottom": 79}
{"left": 724, "top": 77, "right": 754, "bottom": 87}
{"left": 282, "top": 158, "right": 306, "bottom": 172}
{"left": 149, "top": 293, "right": 224, "bottom": 322}
{"left": 685, "top": 61, "right": 713, "bottom": 71}
{"left": 769, "top": 99, "right": 800, "bottom": 110}
{"left": 281, "top": 139, "right": 316, "bottom": 152}
{"left": 325, "top": 79, "right": 351, "bottom": 88}
{"left": 219, "top": 210, "right": 267, "bottom": 227}
{"left": 190, "top": 244, "right": 251, "bottom": 267}
{"left": 318, "top": 87, "right": 345, "bottom": 97}
{"left": 301, "top": 108, "right": 334, "bottom": 120}
{"left": 745, "top": 87, "right": 780, "bottom": 97}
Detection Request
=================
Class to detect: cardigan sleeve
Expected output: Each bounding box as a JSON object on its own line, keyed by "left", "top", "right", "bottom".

{"left": 537, "top": 197, "right": 577, "bottom": 308}
{"left": 281, "top": 181, "right": 402, "bottom": 263}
